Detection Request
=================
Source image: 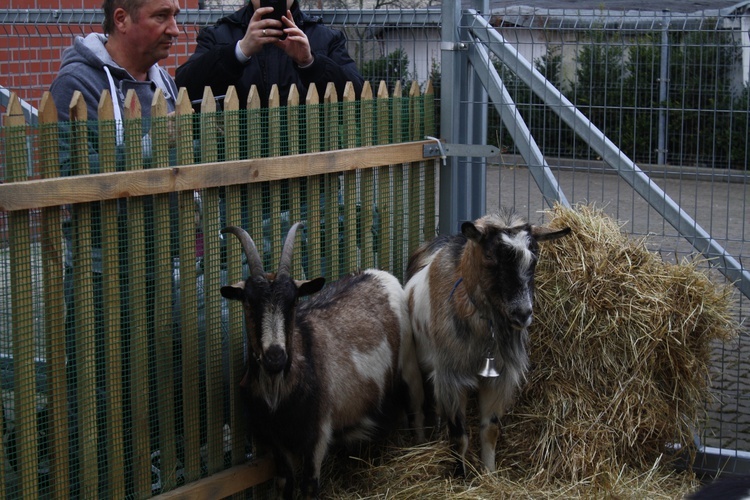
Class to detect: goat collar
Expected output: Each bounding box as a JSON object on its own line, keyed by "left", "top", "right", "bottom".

{"left": 449, "top": 277, "right": 482, "bottom": 314}
{"left": 449, "top": 277, "right": 464, "bottom": 301}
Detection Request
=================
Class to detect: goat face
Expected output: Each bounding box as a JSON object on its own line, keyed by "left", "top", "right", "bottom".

{"left": 463, "top": 220, "right": 536, "bottom": 330}
{"left": 462, "top": 213, "right": 570, "bottom": 331}
{"left": 220, "top": 224, "right": 325, "bottom": 376}
{"left": 225, "top": 275, "right": 294, "bottom": 374}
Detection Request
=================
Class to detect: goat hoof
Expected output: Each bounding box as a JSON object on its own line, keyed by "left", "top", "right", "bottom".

{"left": 449, "top": 458, "right": 467, "bottom": 478}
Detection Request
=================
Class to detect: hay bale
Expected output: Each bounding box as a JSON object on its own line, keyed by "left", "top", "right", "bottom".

{"left": 503, "top": 203, "right": 738, "bottom": 483}
{"left": 320, "top": 204, "right": 737, "bottom": 498}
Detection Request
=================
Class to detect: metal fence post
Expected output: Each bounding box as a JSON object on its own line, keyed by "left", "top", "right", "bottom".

{"left": 468, "top": 0, "right": 489, "bottom": 226}
{"left": 439, "top": 0, "right": 488, "bottom": 235}
{"left": 439, "top": 0, "right": 462, "bottom": 235}
{"left": 657, "top": 10, "right": 670, "bottom": 166}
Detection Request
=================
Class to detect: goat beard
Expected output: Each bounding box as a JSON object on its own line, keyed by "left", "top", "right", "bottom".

{"left": 240, "top": 350, "right": 290, "bottom": 411}
{"left": 258, "top": 367, "right": 287, "bottom": 411}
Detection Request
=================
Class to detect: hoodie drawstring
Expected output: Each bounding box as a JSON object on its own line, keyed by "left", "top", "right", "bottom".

{"left": 103, "top": 65, "right": 124, "bottom": 147}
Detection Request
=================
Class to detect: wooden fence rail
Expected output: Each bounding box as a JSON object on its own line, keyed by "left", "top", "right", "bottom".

{"left": 0, "top": 79, "right": 437, "bottom": 498}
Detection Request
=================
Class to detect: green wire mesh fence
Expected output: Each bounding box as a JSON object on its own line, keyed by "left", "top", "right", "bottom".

{"left": 0, "top": 79, "right": 437, "bottom": 498}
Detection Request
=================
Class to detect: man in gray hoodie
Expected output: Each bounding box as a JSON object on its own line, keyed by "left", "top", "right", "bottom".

{"left": 49, "top": 0, "right": 183, "bottom": 275}
{"left": 50, "top": 0, "right": 181, "bottom": 172}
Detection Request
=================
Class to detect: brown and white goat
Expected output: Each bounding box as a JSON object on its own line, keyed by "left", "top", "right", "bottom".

{"left": 404, "top": 210, "right": 570, "bottom": 474}
{"left": 220, "top": 223, "right": 422, "bottom": 499}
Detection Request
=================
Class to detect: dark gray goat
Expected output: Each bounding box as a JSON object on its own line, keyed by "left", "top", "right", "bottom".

{"left": 404, "top": 210, "right": 570, "bottom": 474}
{"left": 221, "top": 222, "right": 422, "bottom": 499}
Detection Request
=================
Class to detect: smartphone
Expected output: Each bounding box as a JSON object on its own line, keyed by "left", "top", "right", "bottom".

{"left": 261, "top": 0, "right": 285, "bottom": 22}
{"left": 260, "top": 0, "right": 287, "bottom": 39}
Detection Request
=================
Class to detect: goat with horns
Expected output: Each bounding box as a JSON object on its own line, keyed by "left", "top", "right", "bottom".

{"left": 404, "top": 209, "right": 571, "bottom": 475}
{"left": 220, "top": 222, "right": 423, "bottom": 499}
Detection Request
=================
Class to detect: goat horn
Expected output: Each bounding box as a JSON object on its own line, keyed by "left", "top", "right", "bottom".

{"left": 221, "top": 226, "right": 265, "bottom": 279}
{"left": 277, "top": 222, "right": 302, "bottom": 278}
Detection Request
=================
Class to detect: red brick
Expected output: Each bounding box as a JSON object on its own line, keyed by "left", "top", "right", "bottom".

{"left": 0, "top": 35, "right": 24, "bottom": 49}
{"left": 4, "top": 61, "right": 25, "bottom": 75}
{"left": 26, "top": 61, "right": 46, "bottom": 74}
{"left": 38, "top": 47, "right": 63, "bottom": 60}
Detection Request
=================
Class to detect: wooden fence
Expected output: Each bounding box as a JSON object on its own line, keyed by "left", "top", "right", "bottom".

{"left": 0, "top": 79, "right": 437, "bottom": 498}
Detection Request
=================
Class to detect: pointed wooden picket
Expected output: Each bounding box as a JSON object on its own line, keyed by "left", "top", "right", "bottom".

{"left": 37, "top": 91, "right": 70, "bottom": 500}
{"left": 221, "top": 85, "right": 250, "bottom": 467}
{"left": 95, "top": 89, "right": 127, "bottom": 498}
{"left": 4, "top": 92, "right": 38, "bottom": 499}
{"left": 305, "top": 83, "right": 323, "bottom": 280}
{"left": 360, "top": 82, "right": 376, "bottom": 270}
{"left": 174, "top": 86, "right": 202, "bottom": 485}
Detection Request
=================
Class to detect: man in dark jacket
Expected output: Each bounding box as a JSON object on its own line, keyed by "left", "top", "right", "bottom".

{"left": 176, "top": 0, "right": 364, "bottom": 108}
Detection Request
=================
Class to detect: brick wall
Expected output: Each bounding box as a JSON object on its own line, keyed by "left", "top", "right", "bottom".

{"left": 1, "top": 0, "right": 210, "bottom": 109}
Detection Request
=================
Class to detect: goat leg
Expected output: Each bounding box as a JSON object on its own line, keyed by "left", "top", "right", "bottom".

{"left": 273, "top": 451, "right": 295, "bottom": 500}
{"left": 446, "top": 412, "right": 469, "bottom": 477}
{"left": 300, "top": 424, "right": 331, "bottom": 499}
{"left": 479, "top": 384, "right": 505, "bottom": 472}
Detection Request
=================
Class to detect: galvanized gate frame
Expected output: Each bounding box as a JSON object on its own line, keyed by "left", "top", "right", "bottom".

{"left": 439, "top": 0, "right": 750, "bottom": 302}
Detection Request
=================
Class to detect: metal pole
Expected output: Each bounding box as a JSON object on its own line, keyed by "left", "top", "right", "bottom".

{"left": 657, "top": 10, "right": 670, "bottom": 165}
{"left": 439, "top": 0, "right": 467, "bottom": 235}
{"left": 468, "top": 0, "right": 489, "bottom": 220}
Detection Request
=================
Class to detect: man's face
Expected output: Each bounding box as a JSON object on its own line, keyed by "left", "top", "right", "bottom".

{"left": 126, "top": 0, "right": 181, "bottom": 66}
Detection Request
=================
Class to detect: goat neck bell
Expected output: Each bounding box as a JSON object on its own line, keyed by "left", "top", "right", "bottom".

{"left": 478, "top": 354, "right": 501, "bottom": 378}
{"left": 478, "top": 320, "right": 501, "bottom": 378}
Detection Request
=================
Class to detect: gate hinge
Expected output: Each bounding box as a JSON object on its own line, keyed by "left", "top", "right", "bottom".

{"left": 423, "top": 137, "right": 500, "bottom": 164}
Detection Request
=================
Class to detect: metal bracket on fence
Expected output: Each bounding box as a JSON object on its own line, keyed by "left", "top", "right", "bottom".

{"left": 423, "top": 137, "right": 500, "bottom": 165}
{"left": 440, "top": 41, "right": 468, "bottom": 51}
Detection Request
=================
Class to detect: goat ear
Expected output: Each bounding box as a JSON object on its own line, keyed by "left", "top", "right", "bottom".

{"left": 461, "top": 221, "right": 482, "bottom": 241}
{"left": 532, "top": 226, "right": 571, "bottom": 242}
{"left": 221, "top": 280, "right": 246, "bottom": 301}
{"left": 296, "top": 277, "right": 326, "bottom": 297}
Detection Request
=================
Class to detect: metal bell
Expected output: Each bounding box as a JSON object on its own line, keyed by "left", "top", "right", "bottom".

{"left": 478, "top": 355, "right": 501, "bottom": 378}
